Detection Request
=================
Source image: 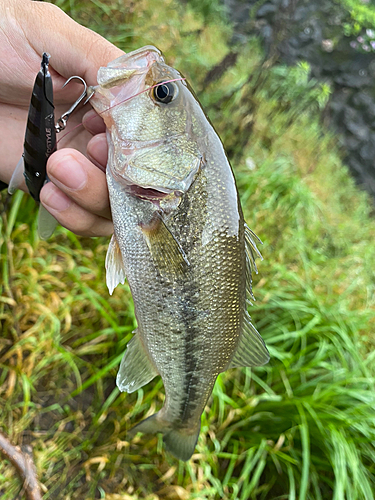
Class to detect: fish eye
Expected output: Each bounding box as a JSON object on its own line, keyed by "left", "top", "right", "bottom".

{"left": 153, "top": 81, "right": 176, "bottom": 103}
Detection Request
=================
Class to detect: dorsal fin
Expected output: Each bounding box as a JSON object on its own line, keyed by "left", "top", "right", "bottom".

{"left": 244, "top": 224, "right": 263, "bottom": 302}
{"left": 224, "top": 224, "right": 269, "bottom": 370}
{"left": 227, "top": 311, "right": 270, "bottom": 369}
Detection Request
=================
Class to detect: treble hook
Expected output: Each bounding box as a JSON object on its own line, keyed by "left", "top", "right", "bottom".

{"left": 55, "top": 76, "right": 94, "bottom": 133}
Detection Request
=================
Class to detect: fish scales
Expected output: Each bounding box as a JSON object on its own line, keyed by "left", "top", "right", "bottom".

{"left": 91, "top": 46, "right": 269, "bottom": 461}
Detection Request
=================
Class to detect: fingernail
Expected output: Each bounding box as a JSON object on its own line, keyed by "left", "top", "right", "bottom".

{"left": 41, "top": 183, "right": 71, "bottom": 211}
{"left": 49, "top": 154, "right": 87, "bottom": 190}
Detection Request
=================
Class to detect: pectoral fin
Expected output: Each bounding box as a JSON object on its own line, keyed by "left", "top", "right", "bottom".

{"left": 227, "top": 312, "right": 270, "bottom": 369}
{"left": 140, "top": 217, "right": 189, "bottom": 275}
{"left": 105, "top": 234, "right": 126, "bottom": 295}
{"left": 116, "top": 330, "right": 158, "bottom": 393}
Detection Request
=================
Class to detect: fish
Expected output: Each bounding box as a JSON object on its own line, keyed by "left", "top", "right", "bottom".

{"left": 89, "top": 46, "right": 269, "bottom": 461}
{"left": 8, "top": 52, "right": 58, "bottom": 239}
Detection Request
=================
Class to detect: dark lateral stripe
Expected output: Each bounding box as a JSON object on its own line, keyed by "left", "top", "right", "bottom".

{"left": 24, "top": 140, "right": 39, "bottom": 160}
{"left": 180, "top": 284, "right": 200, "bottom": 422}
{"left": 177, "top": 196, "right": 201, "bottom": 422}
{"left": 27, "top": 119, "right": 39, "bottom": 137}
{"left": 30, "top": 93, "right": 42, "bottom": 112}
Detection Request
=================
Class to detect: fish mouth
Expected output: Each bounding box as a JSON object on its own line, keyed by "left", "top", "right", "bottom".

{"left": 127, "top": 184, "right": 170, "bottom": 200}
{"left": 126, "top": 184, "right": 182, "bottom": 213}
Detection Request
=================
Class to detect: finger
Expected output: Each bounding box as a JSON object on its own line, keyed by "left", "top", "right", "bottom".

{"left": 55, "top": 108, "right": 93, "bottom": 153}
{"left": 40, "top": 183, "right": 113, "bottom": 237}
{"left": 27, "top": 2, "right": 124, "bottom": 86}
{"left": 83, "top": 109, "right": 106, "bottom": 135}
{"left": 44, "top": 149, "right": 111, "bottom": 219}
{"left": 0, "top": 104, "right": 26, "bottom": 185}
{"left": 87, "top": 134, "right": 108, "bottom": 171}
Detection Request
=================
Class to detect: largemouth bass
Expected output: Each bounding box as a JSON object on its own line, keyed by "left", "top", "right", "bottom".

{"left": 90, "top": 46, "right": 269, "bottom": 461}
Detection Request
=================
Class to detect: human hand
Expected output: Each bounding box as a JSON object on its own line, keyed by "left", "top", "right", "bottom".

{"left": 0, "top": 0, "right": 124, "bottom": 236}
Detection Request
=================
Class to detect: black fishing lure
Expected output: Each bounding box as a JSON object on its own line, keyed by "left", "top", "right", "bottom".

{"left": 7, "top": 53, "right": 90, "bottom": 238}
{"left": 23, "top": 52, "right": 57, "bottom": 202}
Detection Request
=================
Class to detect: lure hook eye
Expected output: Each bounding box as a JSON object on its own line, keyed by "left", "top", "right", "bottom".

{"left": 55, "top": 76, "right": 93, "bottom": 132}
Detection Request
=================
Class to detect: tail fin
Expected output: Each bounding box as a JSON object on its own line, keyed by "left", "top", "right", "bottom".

{"left": 128, "top": 413, "right": 200, "bottom": 461}
{"left": 163, "top": 426, "right": 200, "bottom": 461}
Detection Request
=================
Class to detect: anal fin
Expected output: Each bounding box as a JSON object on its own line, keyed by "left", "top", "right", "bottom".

{"left": 105, "top": 234, "right": 126, "bottom": 295}
{"left": 117, "top": 330, "right": 158, "bottom": 393}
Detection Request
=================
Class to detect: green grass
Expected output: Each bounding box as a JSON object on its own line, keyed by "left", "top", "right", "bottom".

{"left": 1, "top": 0, "right": 374, "bottom": 498}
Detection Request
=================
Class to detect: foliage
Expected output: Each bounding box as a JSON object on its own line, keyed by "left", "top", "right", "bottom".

{"left": 265, "top": 62, "right": 332, "bottom": 110}
{"left": 1, "top": 0, "right": 375, "bottom": 499}
{"left": 339, "top": 0, "right": 375, "bottom": 36}
{"left": 329, "top": 0, "right": 375, "bottom": 52}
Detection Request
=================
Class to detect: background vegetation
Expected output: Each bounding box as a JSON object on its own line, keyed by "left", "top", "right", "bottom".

{"left": 0, "top": 0, "right": 374, "bottom": 498}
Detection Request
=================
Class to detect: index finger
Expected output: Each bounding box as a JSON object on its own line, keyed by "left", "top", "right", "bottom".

{"left": 22, "top": 2, "right": 124, "bottom": 85}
